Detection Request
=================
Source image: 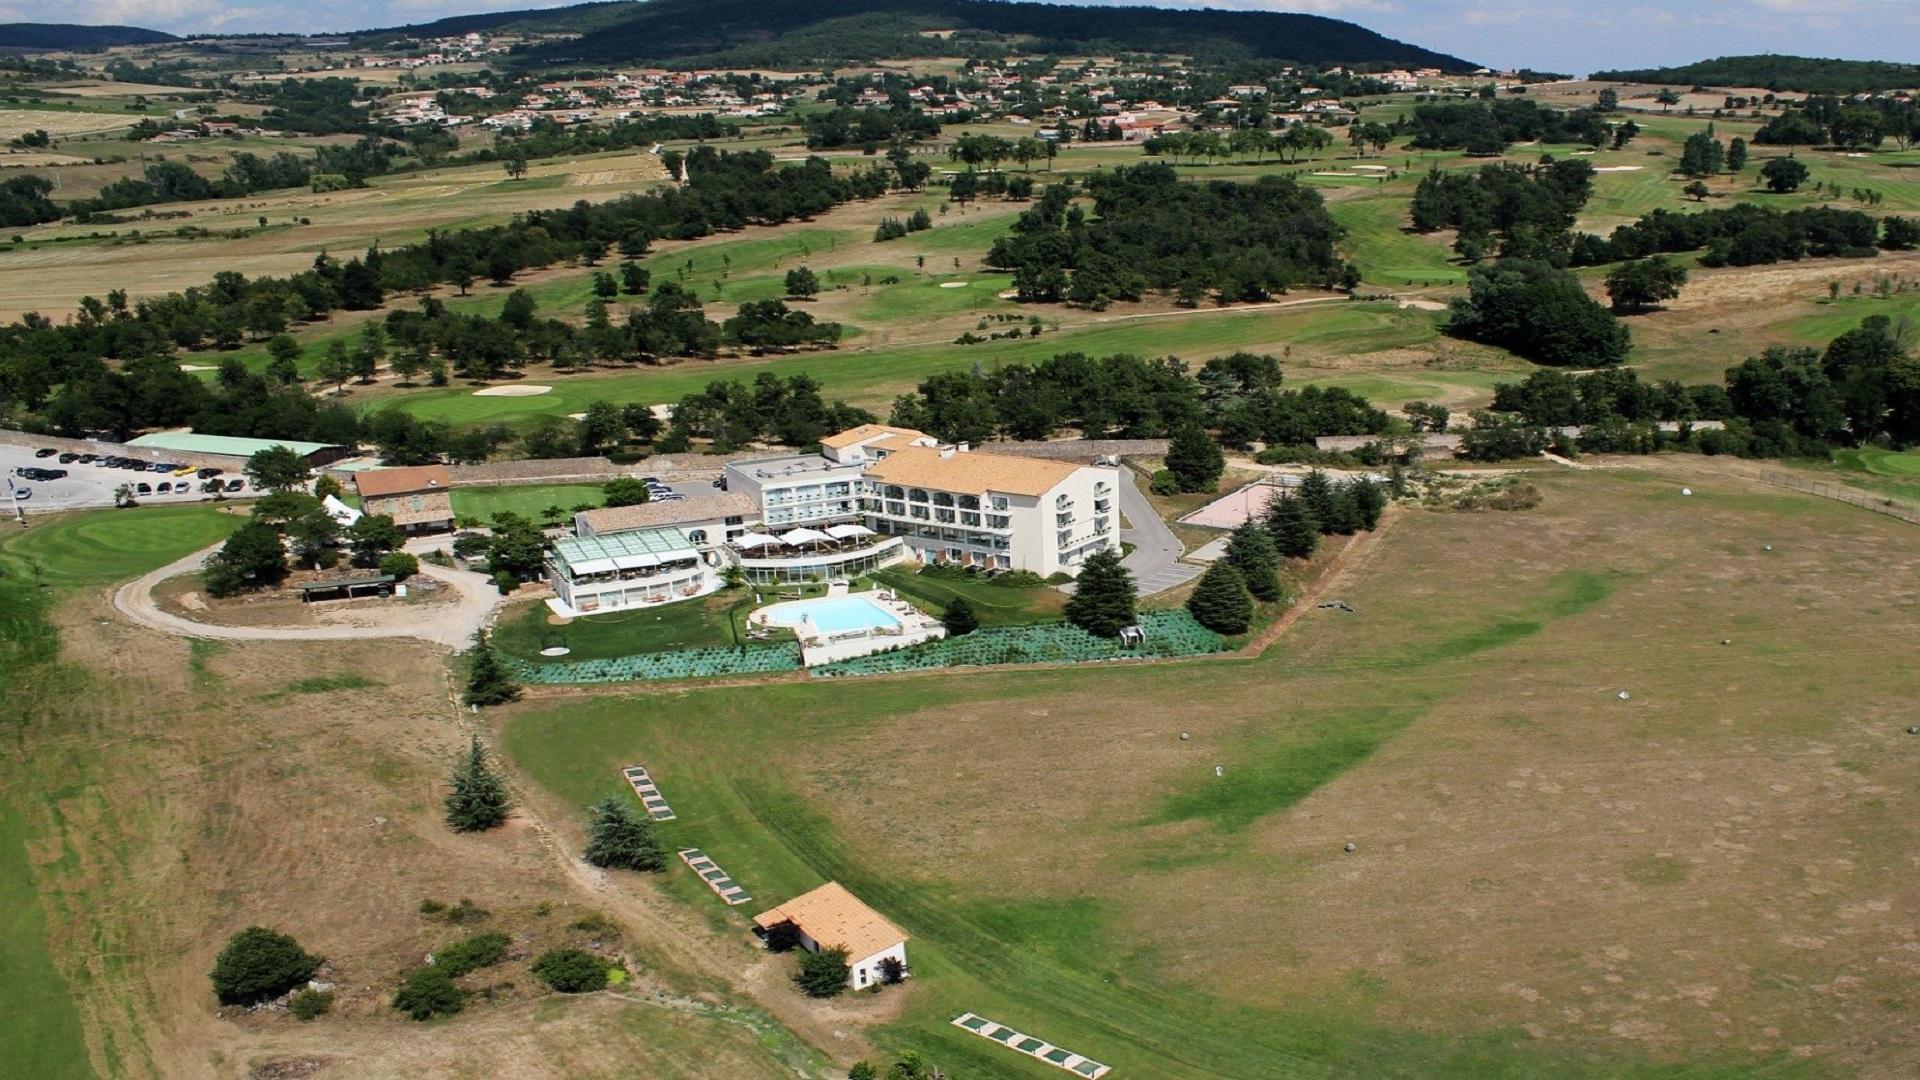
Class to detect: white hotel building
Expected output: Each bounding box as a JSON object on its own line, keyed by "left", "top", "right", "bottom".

{"left": 545, "top": 425, "right": 1120, "bottom": 614}
{"left": 725, "top": 424, "right": 1120, "bottom": 577}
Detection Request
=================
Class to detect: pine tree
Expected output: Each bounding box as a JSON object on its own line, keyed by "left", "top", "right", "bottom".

{"left": 1163, "top": 423, "right": 1225, "bottom": 492}
{"left": 1187, "top": 562, "right": 1254, "bottom": 635}
{"left": 463, "top": 631, "right": 521, "bottom": 707}
{"left": 1323, "top": 486, "right": 1362, "bottom": 535}
{"left": 1064, "top": 549, "right": 1137, "bottom": 638}
{"left": 1296, "top": 469, "right": 1337, "bottom": 529}
{"left": 1349, "top": 477, "right": 1389, "bottom": 531}
{"left": 444, "top": 736, "right": 510, "bottom": 832}
{"left": 583, "top": 797, "right": 665, "bottom": 872}
{"left": 1264, "top": 493, "right": 1321, "bottom": 560}
{"left": 1223, "top": 521, "right": 1282, "bottom": 602}
{"left": 942, "top": 596, "right": 979, "bottom": 636}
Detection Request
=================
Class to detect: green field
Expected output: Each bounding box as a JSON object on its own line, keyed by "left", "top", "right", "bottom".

{"left": 372, "top": 301, "right": 1449, "bottom": 428}
{"left": 501, "top": 469, "right": 1916, "bottom": 1077}
{"left": 0, "top": 505, "right": 243, "bottom": 1080}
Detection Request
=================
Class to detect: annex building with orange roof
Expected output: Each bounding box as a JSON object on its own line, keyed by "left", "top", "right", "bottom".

{"left": 754, "top": 882, "right": 909, "bottom": 990}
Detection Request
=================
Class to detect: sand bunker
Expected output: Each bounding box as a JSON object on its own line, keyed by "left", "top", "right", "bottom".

{"left": 178, "top": 364, "right": 216, "bottom": 372}
{"left": 1398, "top": 299, "right": 1448, "bottom": 311}
{"left": 939, "top": 281, "right": 969, "bottom": 289}
{"left": 1592, "top": 165, "right": 1645, "bottom": 172}
{"left": 473, "top": 384, "right": 553, "bottom": 397}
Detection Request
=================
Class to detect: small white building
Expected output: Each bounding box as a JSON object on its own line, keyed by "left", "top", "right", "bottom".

{"left": 754, "top": 882, "right": 908, "bottom": 991}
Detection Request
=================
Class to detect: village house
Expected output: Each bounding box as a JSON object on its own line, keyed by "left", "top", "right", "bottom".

{"left": 351, "top": 465, "right": 455, "bottom": 535}
{"left": 754, "top": 882, "right": 909, "bottom": 991}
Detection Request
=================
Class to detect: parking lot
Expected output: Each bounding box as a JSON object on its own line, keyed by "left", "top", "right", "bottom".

{"left": 2, "top": 443, "right": 259, "bottom": 513}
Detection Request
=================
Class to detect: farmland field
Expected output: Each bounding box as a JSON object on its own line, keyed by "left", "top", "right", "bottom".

{"left": 503, "top": 463, "right": 1920, "bottom": 1077}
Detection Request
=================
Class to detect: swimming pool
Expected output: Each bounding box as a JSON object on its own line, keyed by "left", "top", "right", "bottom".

{"left": 761, "top": 595, "right": 901, "bottom": 634}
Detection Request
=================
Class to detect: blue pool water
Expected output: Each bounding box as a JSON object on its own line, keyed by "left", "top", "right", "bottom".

{"left": 765, "top": 596, "right": 901, "bottom": 633}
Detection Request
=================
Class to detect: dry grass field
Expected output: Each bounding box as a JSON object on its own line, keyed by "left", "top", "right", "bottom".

{"left": 504, "top": 462, "right": 1920, "bottom": 1076}
{"left": 0, "top": 511, "right": 843, "bottom": 1079}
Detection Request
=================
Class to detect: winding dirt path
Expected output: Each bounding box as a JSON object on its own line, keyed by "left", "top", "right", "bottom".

{"left": 112, "top": 542, "right": 501, "bottom": 649}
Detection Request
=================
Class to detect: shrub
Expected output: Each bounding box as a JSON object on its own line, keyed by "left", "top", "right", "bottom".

{"left": 1148, "top": 468, "right": 1179, "bottom": 496}
{"left": 1164, "top": 422, "right": 1225, "bottom": 492}
{"left": 433, "top": 931, "right": 509, "bottom": 978}
{"left": 941, "top": 596, "right": 979, "bottom": 636}
{"left": 762, "top": 920, "right": 801, "bottom": 953}
{"left": 288, "top": 988, "right": 332, "bottom": 1021}
{"left": 794, "top": 946, "right": 851, "bottom": 997}
{"left": 379, "top": 551, "right": 419, "bottom": 580}
{"left": 532, "top": 948, "right": 609, "bottom": 993}
{"left": 209, "top": 927, "right": 322, "bottom": 1006}
{"left": 392, "top": 966, "right": 463, "bottom": 1021}
{"left": 878, "top": 955, "right": 908, "bottom": 984}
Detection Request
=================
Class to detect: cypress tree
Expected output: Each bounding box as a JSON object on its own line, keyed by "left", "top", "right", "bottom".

{"left": 1224, "top": 521, "right": 1282, "bottom": 602}
{"left": 1187, "top": 562, "right": 1254, "bottom": 635}
{"left": 445, "top": 736, "right": 510, "bottom": 832}
{"left": 463, "top": 631, "right": 521, "bottom": 707}
{"left": 583, "top": 796, "right": 666, "bottom": 872}
{"left": 1264, "top": 493, "right": 1321, "bottom": 559}
{"left": 1064, "top": 549, "right": 1137, "bottom": 638}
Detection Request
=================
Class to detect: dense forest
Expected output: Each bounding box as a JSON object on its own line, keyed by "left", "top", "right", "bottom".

{"left": 985, "top": 167, "right": 1355, "bottom": 307}
{"left": 476, "top": 0, "right": 1470, "bottom": 69}
{"left": 0, "top": 22, "right": 175, "bottom": 49}
{"left": 1592, "top": 54, "right": 1920, "bottom": 95}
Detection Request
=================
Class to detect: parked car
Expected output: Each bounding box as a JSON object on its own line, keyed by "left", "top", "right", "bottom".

{"left": 171, "top": 465, "right": 197, "bottom": 477}
{"left": 121, "top": 459, "right": 145, "bottom": 470}
{"left": 197, "top": 467, "right": 222, "bottom": 479}
{"left": 135, "top": 483, "right": 152, "bottom": 495}
{"left": 34, "top": 447, "right": 57, "bottom": 458}
{"left": 712, "top": 477, "right": 727, "bottom": 490}
{"left": 224, "top": 478, "right": 245, "bottom": 492}
{"left": 58, "top": 452, "right": 79, "bottom": 464}
{"left": 149, "top": 462, "right": 173, "bottom": 473}
{"left": 78, "top": 454, "right": 97, "bottom": 464}
{"left": 12, "top": 487, "right": 28, "bottom": 500}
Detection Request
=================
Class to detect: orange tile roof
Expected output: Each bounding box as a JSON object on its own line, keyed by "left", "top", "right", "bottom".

{"left": 753, "top": 882, "right": 907, "bottom": 961}
{"left": 820, "top": 423, "right": 929, "bottom": 450}
{"left": 353, "top": 465, "right": 452, "bottom": 498}
{"left": 861, "top": 445, "right": 1081, "bottom": 497}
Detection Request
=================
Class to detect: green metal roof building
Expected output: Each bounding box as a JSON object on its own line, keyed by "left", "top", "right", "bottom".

{"left": 124, "top": 432, "right": 351, "bottom": 465}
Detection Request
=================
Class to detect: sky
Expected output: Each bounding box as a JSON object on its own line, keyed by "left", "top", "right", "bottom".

{"left": 3, "top": 0, "right": 1919, "bottom": 74}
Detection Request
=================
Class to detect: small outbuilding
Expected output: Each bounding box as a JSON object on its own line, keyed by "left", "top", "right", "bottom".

{"left": 297, "top": 574, "right": 396, "bottom": 603}
{"left": 753, "top": 881, "right": 908, "bottom": 991}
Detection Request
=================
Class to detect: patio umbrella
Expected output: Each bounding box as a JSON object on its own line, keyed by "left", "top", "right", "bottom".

{"left": 733, "top": 531, "right": 785, "bottom": 549}
{"left": 779, "top": 527, "right": 833, "bottom": 546}
{"left": 825, "top": 523, "right": 874, "bottom": 540}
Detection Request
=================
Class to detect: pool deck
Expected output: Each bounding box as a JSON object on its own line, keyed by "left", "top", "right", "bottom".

{"left": 749, "top": 589, "right": 946, "bottom": 666}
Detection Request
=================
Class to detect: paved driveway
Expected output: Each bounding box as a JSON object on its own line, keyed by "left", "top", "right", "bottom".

{"left": 1117, "top": 468, "right": 1201, "bottom": 595}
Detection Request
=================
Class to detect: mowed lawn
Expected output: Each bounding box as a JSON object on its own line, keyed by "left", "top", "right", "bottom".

{"left": 0, "top": 505, "right": 245, "bottom": 1080}
{"left": 504, "top": 467, "right": 1918, "bottom": 1077}
{"left": 492, "top": 591, "right": 764, "bottom": 661}
{"left": 448, "top": 483, "right": 609, "bottom": 523}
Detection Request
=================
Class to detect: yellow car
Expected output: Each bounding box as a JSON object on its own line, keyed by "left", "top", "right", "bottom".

{"left": 172, "top": 465, "right": 199, "bottom": 476}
